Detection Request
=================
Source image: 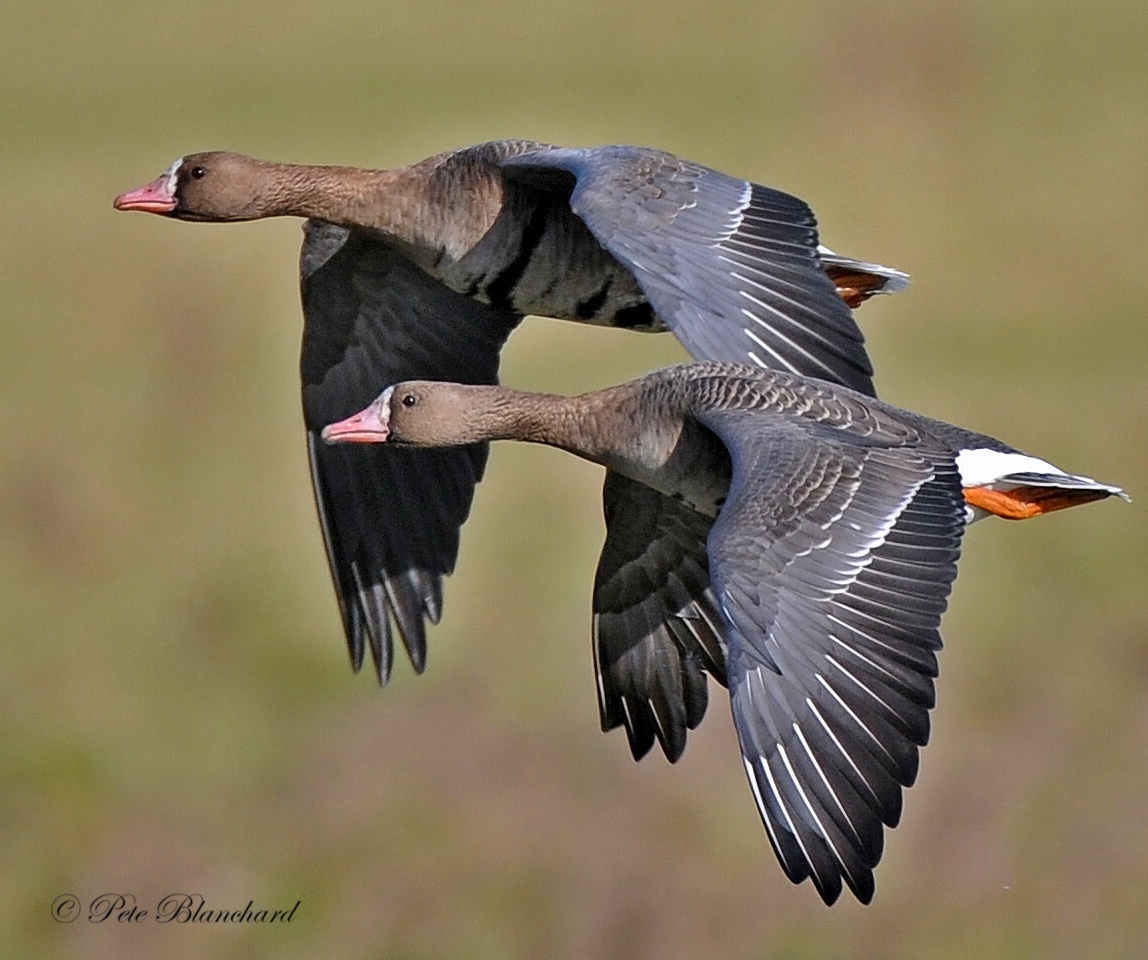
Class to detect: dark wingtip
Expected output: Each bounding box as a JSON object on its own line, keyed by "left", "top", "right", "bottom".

{"left": 660, "top": 735, "right": 687, "bottom": 765}
{"left": 851, "top": 873, "right": 876, "bottom": 906}
{"left": 627, "top": 737, "right": 655, "bottom": 763}
{"left": 649, "top": 701, "right": 688, "bottom": 763}
{"left": 621, "top": 705, "right": 656, "bottom": 761}
{"left": 407, "top": 641, "right": 428, "bottom": 675}
{"left": 816, "top": 888, "right": 841, "bottom": 907}
{"left": 811, "top": 872, "right": 845, "bottom": 907}
{"left": 823, "top": 869, "right": 875, "bottom": 906}
{"left": 371, "top": 638, "right": 393, "bottom": 687}
{"left": 347, "top": 607, "right": 367, "bottom": 674}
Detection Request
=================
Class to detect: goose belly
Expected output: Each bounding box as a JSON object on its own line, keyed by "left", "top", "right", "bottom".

{"left": 434, "top": 198, "right": 664, "bottom": 331}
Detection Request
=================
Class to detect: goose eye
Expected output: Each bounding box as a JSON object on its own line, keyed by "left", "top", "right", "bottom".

{"left": 401, "top": 393, "right": 419, "bottom": 408}
{"left": 189, "top": 166, "right": 206, "bottom": 180}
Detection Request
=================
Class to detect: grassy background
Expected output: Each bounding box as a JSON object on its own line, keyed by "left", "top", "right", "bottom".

{"left": 3, "top": 1, "right": 1147, "bottom": 957}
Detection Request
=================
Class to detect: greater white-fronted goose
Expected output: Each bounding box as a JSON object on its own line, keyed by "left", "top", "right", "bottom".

{"left": 114, "top": 141, "right": 908, "bottom": 698}
{"left": 321, "top": 361, "right": 1126, "bottom": 905}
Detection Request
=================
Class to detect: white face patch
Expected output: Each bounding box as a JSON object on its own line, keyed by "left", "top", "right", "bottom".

{"left": 376, "top": 385, "right": 395, "bottom": 432}
{"left": 164, "top": 157, "right": 184, "bottom": 194}
{"left": 955, "top": 448, "right": 1065, "bottom": 487}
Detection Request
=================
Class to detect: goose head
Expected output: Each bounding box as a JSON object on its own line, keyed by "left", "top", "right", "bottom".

{"left": 113, "top": 152, "right": 277, "bottom": 221}
{"left": 321, "top": 382, "right": 505, "bottom": 448}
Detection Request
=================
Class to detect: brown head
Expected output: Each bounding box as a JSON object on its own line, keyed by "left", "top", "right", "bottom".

{"left": 321, "top": 381, "right": 522, "bottom": 448}
{"left": 113, "top": 152, "right": 283, "bottom": 222}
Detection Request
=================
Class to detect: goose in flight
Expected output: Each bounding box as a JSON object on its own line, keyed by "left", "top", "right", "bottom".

{"left": 321, "top": 360, "right": 1125, "bottom": 904}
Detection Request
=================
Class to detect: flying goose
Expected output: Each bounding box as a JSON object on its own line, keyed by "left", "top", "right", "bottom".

{"left": 321, "top": 360, "right": 1126, "bottom": 904}
{"left": 114, "top": 141, "right": 908, "bottom": 709}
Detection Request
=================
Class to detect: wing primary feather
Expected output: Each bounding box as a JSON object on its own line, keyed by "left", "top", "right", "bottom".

{"left": 743, "top": 756, "right": 803, "bottom": 880}
{"left": 776, "top": 741, "right": 858, "bottom": 897}
{"left": 351, "top": 561, "right": 394, "bottom": 684}
{"left": 792, "top": 720, "right": 863, "bottom": 848}
{"left": 814, "top": 674, "right": 894, "bottom": 763}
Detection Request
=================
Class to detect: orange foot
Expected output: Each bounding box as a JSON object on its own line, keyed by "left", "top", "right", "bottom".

{"left": 825, "top": 267, "right": 892, "bottom": 309}
{"left": 963, "top": 485, "right": 1112, "bottom": 520}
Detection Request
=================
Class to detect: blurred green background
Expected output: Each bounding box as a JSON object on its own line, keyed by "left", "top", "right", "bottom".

{"left": 3, "top": 1, "right": 1147, "bottom": 957}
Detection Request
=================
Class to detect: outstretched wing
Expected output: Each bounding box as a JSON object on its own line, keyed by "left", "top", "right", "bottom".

{"left": 498, "top": 145, "right": 883, "bottom": 397}
{"left": 699, "top": 410, "right": 966, "bottom": 904}
{"left": 591, "top": 471, "right": 728, "bottom": 763}
{"left": 300, "top": 221, "right": 521, "bottom": 682}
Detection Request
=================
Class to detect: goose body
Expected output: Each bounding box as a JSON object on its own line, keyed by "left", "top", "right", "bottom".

{"left": 115, "top": 140, "right": 908, "bottom": 687}
{"left": 321, "top": 361, "right": 1126, "bottom": 905}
